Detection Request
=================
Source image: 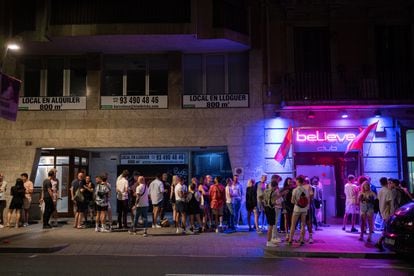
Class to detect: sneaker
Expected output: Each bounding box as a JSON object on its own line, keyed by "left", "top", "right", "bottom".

{"left": 23, "top": 223, "right": 29, "bottom": 227}
{"left": 256, "top": 229, "right": 263, "bottom": 234}
{"left": 215, "top": 228, "right": 219, "bottom": 233}
{"left": 176, "top": 228, "right": 181, "bottom": 234}
{"left": 101, "top": 228, "right": 110, "bottom": 233}
{"left": 95, "top": 227, "right": 100, "bottom": 232}
{"left": 152, "top": 224, "right": 156, "bottom": 229}
{"left": 271, "top": 238, "right": 281, "bottom": 244}
{"left": 266, "top": 241, "right": 278, "bottom": 247}
{"left": 309, "top": 237, "right": 314, "bottom": 244}
{"left": 0, "top": 224, "right": 3, "bottom": 229}
{"left": 351, "top": 227, "right": 358, "bottom": 233}
{"left": 143, "top": 232, "right": 148, "bottom": 237}
{"left": 155, "top": 224, "right": 162, "bottom": 229}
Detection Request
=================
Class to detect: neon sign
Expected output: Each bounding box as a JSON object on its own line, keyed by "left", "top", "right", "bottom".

{"left": 296, "top": 130, "right": 356, "bottom": 143}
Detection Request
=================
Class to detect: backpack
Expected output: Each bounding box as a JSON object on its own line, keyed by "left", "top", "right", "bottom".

{"left": 296, "top": 188, "right": 308, "bottom": 208}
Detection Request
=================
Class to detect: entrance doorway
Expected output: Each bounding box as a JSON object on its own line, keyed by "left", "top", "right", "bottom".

{"left": 295, "top": 152, "right": 359, "bottom": 221}
{"left": 34, "top": 149, "right": 89, "bottom": 217}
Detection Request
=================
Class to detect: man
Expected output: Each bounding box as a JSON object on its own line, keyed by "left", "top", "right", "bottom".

{"left": 174, "top": 175, "right": 188, "bottom": 234}
{"left": 303, "top": 177, "right": 315, "bottom": 243}
{"left": 288, "top": 175, "right": 310, "bottom": 246}
{"left": 255, "top": 175, "right": 268, "bottom": 232}
{"left": 71, "top": 171, "right": 87, "bottom": 229}
{"left": 83, "top": 175, "right": 95, "bottom": 226}
{"left": 149, "top": 173, "right": 165, "bottom": 228}
{"left": 343, "top": 174, "right": 358, "bottom": 232}
{"left": 116, "top": 170, "right": 129, "bottom": 229}
{"left": 160, "top": 173, "right": 171, "bottom": 221}
{"left": 0, "top": 173, "right": 8, "bottom": 228}
{"left": 94, "top": 175, "right": 111, "bottom": 233}
{"left": 375, "top": 177, "right": 394, "bottom": 251}
{"left": 41, "top": 170, "right": 55, "bottom": 229}
{"left": 21, "top": 173, "right": 33, "bottom": 227}
{"left": 209, "top": 176, "right": 225, "bottom": 233}
{"left": 232, "top": 174, "right": 243, "bottom": 228}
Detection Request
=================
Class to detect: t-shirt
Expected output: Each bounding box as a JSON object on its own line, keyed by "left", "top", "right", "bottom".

{"left": 24, "top": 180, "right": 34, "bottom": 199}
{"left": 292, "top": 185, "right": 310, "bottom": 213}
{"left": 135, "top": 184, "right": 149, "bottom": 207}
{"left": 256, "top": 181, "right": 266, "bottom": 203}
{"left": 225, "top": 185, "right": 232, "bottom": 204}
{"left": 116, "top": 177, "right": 129, "bottom": 200}
{"left": 209, "top": 184, "right": 225, "bottom": 209}
{"left": 231, "top": 183, "right": 243, "bottom": 202}
{"left": 174, "top": 182, "right": 187, "bottom": 202}
{"left": 344, "top": 182, "right": 357, "bottom": 204}
{"left": 95, "top": 183, "right": 110, "bottom": 207}
{"left": 149, "top": 178, "right": 164, "bottom": 204}
{"left": 378, "top": 186, "right": 393, "bottom": 220}
{"left": 43, "top": 179, "right": 52, "bottom": 199}
{"left": 0, "top": 181, "right": 8, "bottom": 200}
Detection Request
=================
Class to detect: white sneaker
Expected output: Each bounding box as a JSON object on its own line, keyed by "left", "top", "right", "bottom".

{"left": 215, "top": 228, "right": 219, "bottom": 233}
{"left": 266, "top": 241, "right": 278, "bottom": 247}
{"left": 0, "top": 224, "right": 4, "bottom": 229}
{"left": 176, "top": 228, "right": 181, "bottom": 234}
{"left": 155, "top": 224, "right": 162, "bottom": 228}
{"left": 143, "top": 232, "right": 148, "bottom": 237}
{"left": 152, "top": 224, "right": 156, "bottom": 228}
{"left": 271, "top": 238, "right": 281, "bottom": 244}
{"left": 95, "top": 227, "right": 100, "bottom": 232}
{"left": 23, "top": 223, "right": 29, "bottom": 227}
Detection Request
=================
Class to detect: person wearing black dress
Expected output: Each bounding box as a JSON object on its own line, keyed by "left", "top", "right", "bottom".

{"left": 6, "top": 178, "right": 25, "bottom": 228}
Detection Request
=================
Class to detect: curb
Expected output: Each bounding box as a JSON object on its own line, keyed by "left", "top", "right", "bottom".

{"left": 264, "top": 249, "right": 398, "bottom": 259}
{"left": 0, "top": 244, "right": 69, "bottom": 254}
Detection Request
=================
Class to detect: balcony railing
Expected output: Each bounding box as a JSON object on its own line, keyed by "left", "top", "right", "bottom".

{"left": 281, "top": 71, "right": 414, "bottom": 102}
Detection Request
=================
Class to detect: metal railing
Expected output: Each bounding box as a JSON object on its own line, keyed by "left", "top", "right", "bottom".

{"left": 281, "top": 71, "right": 414, "bottom": 102}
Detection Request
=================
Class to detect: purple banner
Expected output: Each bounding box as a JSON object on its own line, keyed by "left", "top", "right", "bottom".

{"left": 0, "top": 73, "right": 21, "bottom": 121}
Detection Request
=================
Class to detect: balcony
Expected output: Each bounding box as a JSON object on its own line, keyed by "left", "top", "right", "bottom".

{"left": 281, "top": 71, "right": 414, "bottom": 105}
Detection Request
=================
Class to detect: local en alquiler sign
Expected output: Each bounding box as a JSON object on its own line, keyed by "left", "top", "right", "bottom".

{"left": 19, "top": 96, "right": 86, "bottom": 111}
{"left": 101, "top": 95, "right": 168, "bottom": 109}
{"left": 183, "top": 94, "right": 249, "bottom": 108}
{"left": 120, "top": 152, "right": 188, "bottom": 165}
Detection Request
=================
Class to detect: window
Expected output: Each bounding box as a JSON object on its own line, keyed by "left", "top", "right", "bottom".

{"left": 102, "top": 55, "right": 168, "bottom": 96}
{"left": 183, "top": 52, "right": 249, "bottom": 95}
{"left": 23, "top": 57, "right": 86, "bottom": 97}
{"left": 23, "top": 59, "right": 41, "bottom": 97}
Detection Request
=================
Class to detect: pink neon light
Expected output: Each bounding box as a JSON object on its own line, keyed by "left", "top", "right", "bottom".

{"left": 296, "top": 131, "right": 356, "bottom": 143}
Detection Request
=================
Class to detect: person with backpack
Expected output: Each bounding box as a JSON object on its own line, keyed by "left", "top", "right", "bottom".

{"left": 287, "top": 175, "right": 310, "bottom": 246}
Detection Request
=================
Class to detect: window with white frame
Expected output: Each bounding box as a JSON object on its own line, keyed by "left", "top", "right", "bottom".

{"left": 22, "top": 57, "right": 87, "bottom": 97}
{"left": 183, "top": 52, "right": 248, "bottom": 95}
{"left": 102, "top": 55, "right": 168, "bottom": 96}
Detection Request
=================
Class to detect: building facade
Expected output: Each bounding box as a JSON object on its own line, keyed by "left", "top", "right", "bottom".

{"left": 0, "top": 0, "right": 413, "bottom": 222}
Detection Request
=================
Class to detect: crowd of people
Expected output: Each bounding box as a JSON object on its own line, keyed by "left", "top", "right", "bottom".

{"left": 0, "top": 169, "right": 412, "bottom": 250}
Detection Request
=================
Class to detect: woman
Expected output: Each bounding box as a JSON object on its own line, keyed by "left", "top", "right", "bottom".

{"left": 170, "top": 175, "right": 179, "bottom": 228}
{"left": 358, "top": 181, "right": 376, "bottom": 242}
{"left": 209, "top": 176, "right": 225, "bottom": 232}
{"left": 95, "top": 175, "right": 111, "bottom": 232}
{"left": 245, "top": 178, "right": 257, "bottom": 231}
{"left": 187, "top": 178, "right": 203, "bottom": 233}
{"left": 281, "top": 177, "right": 294, "bottom": 240}
{"left": 133, "top": 176, "right": 149, "bottom": 236}
{"left": 6, "top": 178, "right": 25, "bottom": 228}
{"left": 199, "top": 175, "right": 212, "bottom": 230}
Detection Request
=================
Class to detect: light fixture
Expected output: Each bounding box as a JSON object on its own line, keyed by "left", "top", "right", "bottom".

{"left": 374, "top": 110, "right": 381, "bottom": 118}
{"left": 341, "top": 111, "right": 348, "bottom": 119}
{"left": 6, "top": 43, "right": 20, "bottom": 51}
{"left": 307, "top": 111, "right": 315, "bottom": 119}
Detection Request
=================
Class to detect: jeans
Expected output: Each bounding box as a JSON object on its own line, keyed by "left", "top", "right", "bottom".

{"left": 117, "top": 199, "right": 128, "bottom": 228}
{"left": 226, "top": 203, "right": 234, "bottom": 229}
{"left": 232, "top": 199, "right": 242, "bottom": 227}
{"left": 43, "top": 197, "right": 55, "bottom": 226}
{"left": 134, "top": 206, "right": 149, "bottom": 229}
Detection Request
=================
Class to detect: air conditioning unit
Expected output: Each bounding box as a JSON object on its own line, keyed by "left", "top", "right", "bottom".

{"left": 233, "top": 167, "right": 244, "bottom": 176}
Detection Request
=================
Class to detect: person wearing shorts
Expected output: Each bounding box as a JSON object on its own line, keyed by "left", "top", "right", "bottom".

{"left": 21, "top": 173, "right": 33, "bottom": 227}
{"left": 174, "top": 176, "right": 188, "bottom": 234}
{"left": 343, "top": 175, "right": 358, "bottom": 232}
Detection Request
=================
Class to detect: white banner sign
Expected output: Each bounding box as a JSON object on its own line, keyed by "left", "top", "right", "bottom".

{"left": 183, "top": 94, "right": 249, "bottom": 108}
{"left": 120, "top": 152, "right": 188, "bottom": 165}
{"left": 101, "top": 95, "right": 168, "bottom": 109}
{"left": 19, "top": 96, "right": 87, "bottom": 111}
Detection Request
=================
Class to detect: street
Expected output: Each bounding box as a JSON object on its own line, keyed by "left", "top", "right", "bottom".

{"left": 0, "top": 254, "right": 412, "bottom": 276}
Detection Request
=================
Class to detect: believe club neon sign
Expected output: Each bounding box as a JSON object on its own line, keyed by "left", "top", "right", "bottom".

{"left": 296, "top": 130, "right": 356, "bottom": 143}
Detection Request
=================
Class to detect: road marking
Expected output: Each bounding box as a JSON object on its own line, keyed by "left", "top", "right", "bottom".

{"left": 28, "top": 254, "right": 38, "bottom": 258}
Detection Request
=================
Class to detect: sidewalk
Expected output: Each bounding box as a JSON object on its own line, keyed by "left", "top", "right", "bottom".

{"left": 0, "top": 221, "right": 396, "bottom": 259}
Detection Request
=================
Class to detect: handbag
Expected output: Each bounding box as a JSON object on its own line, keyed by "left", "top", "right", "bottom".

{"left": 74, "top": 188, "right": 84, "bottom": 202}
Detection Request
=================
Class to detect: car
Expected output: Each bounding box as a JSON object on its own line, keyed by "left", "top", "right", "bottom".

{"left": 383, "top": 202, "right": 414, "bottom": 254}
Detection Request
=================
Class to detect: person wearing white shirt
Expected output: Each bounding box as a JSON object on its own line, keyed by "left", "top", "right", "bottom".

{"left": 174, "top": 176, "right": 188, "bottom": 234}
{"left": 132, "top": 176, "right": 149, "bottom": 237}
{"left": 116, "top": 170, "right": 129, "bottom": 229}
{"left": 343, "top": 174, "right": 358, "bottom": 232}
{"left": 149, "top": 173, "right": 165, "bottom": 228}
{"left": 288, "top": 175, "right": 310, "bottom": 246}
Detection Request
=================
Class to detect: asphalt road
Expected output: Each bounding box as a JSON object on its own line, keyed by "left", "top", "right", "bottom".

{"left": 1, "top": 255, "right": 413, "bottom": 276}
